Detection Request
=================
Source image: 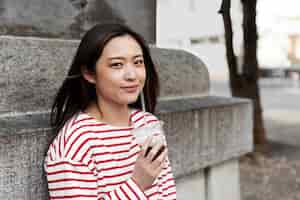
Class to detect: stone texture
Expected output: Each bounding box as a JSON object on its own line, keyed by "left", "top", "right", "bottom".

{"left": 151, "top": 47, "right": 210, "bottom": 100}
{"left": 0, "top": 0, "right": 156, "bottom": 42}
{"left": 158, "top": 97, "right": 253, "bottom": 178}
{"left": 0, "top": 115, "right": 51, "bottom": 200}
{"left": 0, "top": 96, "right": 252, "bottom": 199}
{"left": 0, "top": 36, "right": 252, "bottom": 199}
{"left": 176, "top": 170, "right": 206, "bottom": 200}
{"left": 156, "top": 95, "right": 250, "bottom": 113}
{"left": 0, "top": 36, "right": 209, "bottom": 114}
{"left": 207, "top": 159, "right": 241, "bottom": 200}
{"left": 0, "top": 36, "right": 78, "bottom": 114}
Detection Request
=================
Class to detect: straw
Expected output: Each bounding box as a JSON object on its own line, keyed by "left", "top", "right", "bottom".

{"left": 140, "top": 91, "right": 147, "bottom": 125}
{"left": 141, "top": 91, "right": 146, "bottom": 112}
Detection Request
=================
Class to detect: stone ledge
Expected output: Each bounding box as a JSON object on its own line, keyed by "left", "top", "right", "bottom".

{"left": 0, "top": 112, "right": 50, "bottom": 137}
{"left": 157, "top": 97, "right": 253, "bottom": 178}
{"left": 157, "top": 95, "right": 251, "bottom": 113}
{"left": 0, "top": 96, "right": 253, "bottom": 178}
{"left": 0, "top": 96, "right": 251, "bottom": 136}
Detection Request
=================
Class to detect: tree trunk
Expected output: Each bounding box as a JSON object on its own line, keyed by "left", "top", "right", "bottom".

{"left": 219, "top": 0, "right": 267, "bottom": 151}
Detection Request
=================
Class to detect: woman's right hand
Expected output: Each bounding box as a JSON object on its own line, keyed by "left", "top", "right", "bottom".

{"left": 131, "top": 136, "right": 168, "bottom": 191}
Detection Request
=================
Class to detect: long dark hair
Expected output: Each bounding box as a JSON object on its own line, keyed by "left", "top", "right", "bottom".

{"left": 51, "top": 23, "right": 159, "bottom": 134}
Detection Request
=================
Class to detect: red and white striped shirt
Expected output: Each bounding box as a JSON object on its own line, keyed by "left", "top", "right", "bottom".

{"left": 44, "top": 109, "right": 177, "bottom": 200}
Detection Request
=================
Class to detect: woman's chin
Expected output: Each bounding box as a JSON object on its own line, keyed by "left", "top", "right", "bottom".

{"left": 127, "top": 96, "right": 140, "bottom": 104}
{"left": 118, "top": 95, "right": 140, "bottom": 105}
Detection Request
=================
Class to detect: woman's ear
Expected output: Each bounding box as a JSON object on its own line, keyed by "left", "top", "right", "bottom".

{"left": 81, "top": 65, "right": 96, "bottom": 84}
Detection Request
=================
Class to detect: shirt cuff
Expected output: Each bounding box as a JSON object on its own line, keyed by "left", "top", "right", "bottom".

{"left": 121, "top": 178, "right": 148, "bottom": 200}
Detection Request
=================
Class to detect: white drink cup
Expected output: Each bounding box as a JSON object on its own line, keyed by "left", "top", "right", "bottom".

{"left": 131, "top": 121, "right": 166, "bottom": 158}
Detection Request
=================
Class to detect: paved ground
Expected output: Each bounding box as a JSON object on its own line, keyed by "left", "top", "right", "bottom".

{"left": 240, "top": 121, "right": 300, "bottom": 200}
{"left": 211, "top": 77, "right": 300, "bottom": 200}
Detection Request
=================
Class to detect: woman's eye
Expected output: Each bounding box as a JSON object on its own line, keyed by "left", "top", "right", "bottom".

{"left": 134, "top": 59, "right": 144, "bottom": 65}
{"left": 110, "top": 63, "right": 123, "bottom": 68}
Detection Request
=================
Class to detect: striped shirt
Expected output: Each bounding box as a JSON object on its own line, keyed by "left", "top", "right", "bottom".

{"left": 44, "top": 109, "right": 177, "bottom": 200}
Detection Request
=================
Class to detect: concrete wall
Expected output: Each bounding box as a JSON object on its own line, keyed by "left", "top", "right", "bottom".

{"left": 0, "top": 0, "right": 156, "bottom": 43}
{"left": 0, "top": 36, "right": 209, "bottom": 114}
{"left": 0, "top": 36, "right": 253, "bottom": 200}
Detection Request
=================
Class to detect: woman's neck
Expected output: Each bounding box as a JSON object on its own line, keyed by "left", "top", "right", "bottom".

{"left": 87, "top": 101, "right": 131, "bottom": 127}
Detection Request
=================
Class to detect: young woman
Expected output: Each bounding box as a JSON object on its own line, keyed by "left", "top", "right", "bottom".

{"left": 44, "top": 23, "right": 177, "bottom": 200}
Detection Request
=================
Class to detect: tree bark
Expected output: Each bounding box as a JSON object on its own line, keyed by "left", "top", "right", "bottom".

{"left": 219, "top": 0, "right": 267, "bottom": 151}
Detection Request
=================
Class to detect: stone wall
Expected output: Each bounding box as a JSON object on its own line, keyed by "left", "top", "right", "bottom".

{"left": 0, "top": 36, "right": 209, "bottom": 114}
{"left": 0, "top": 0, "right": 156, "bottom": 43}
{"left": 0, "top": 36, "right": 252, "bottom": 200}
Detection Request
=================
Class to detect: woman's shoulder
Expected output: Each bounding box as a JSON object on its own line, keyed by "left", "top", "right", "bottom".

{"left": 46, "top": 112, "right": 105, "bottom": 162}
{"left": 60, "top": 112, "right": 106, "bottom": 138}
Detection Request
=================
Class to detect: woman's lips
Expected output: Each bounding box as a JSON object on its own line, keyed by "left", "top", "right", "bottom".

{"left": 121, "top": 85, "right": 139, "bottom": 93}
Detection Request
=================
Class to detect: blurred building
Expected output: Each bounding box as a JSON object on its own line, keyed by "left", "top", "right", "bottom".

{"left": 256, "top": 0, "right": 300, "bottom": 68}
{"left": 156, "top": 0, "right": 243, "bottom": 78}
{"left": 157, "top": 0, "right": 300, "bottom": 78}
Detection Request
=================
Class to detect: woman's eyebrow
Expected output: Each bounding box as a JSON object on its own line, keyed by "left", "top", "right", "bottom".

{"left": 133, "top": 54, "right": 143, "bottom": 58}
{"left": 108, "top": 56, "right": 125, "bottom": 60}
{"left": 108, "top": 54, "right": 143, "bottom": 60}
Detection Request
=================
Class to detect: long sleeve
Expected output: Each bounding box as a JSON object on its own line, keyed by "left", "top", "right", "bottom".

{"left": 157, "top": 159, "right": 177, "bottom": 199}
{"left": 45, "top": 158, "right": 149, "bottom": 200}
{"left": 141, "top": 157, "right": 176, "bottom": 200}
{"left": 45, "top": 159, "right": 98, "bottom": 199}
{"left": 102, "top": 178, "right": 148, "bottom": 200}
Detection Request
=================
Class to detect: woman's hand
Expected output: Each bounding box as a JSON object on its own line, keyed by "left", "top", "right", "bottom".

{"left": 131, "top": 136, "right": 168, "bottom": 191}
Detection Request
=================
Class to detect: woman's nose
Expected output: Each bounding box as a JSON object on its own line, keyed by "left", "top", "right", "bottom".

{"left": 124, "top": 65, "right": 137, "bottom": 80}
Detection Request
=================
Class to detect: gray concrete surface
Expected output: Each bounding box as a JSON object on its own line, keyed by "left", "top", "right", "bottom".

{"left": 0, "top": 0, "right": 156, "bottom": 42}
{"left": 0, "top": 36, "right": 210, "bottom": 114}
{"left": 0, "top": 96, "right": 252, "bottom": 199}
{"left": 158, "top": 96, "right": 252, "bottom": 178}
{"left": 176, "top": 170, "right": 206, "bottom": 200}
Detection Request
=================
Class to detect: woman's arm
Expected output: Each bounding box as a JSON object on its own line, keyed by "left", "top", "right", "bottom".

{"left": 45, "top": 159, "right": 98, "bottom": 199}
{"left": 45, "top": 158, "right": 149, "bottom": 200}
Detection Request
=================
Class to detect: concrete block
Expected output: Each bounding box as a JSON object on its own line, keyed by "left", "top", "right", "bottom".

{"left": 157, "top": 96, "right": 253, "bottom": 178}
{"left": 207, "top": 159, "right": 241, "bottom": 200}
{"left": 0, "top": 37, "right": 78, "bottom": 114}
{"left": 176, "top": 170, "right": 206, "bottom": 200}
{"left": 0, "top": 95, "right": 252, "bottom": 199}
{"left": 0, "top": 0, "right": 156, "bottom": 42}
{"left": 150, "top": 47, "right": 210, "bottom": 99}
{"left": 0, "top": 113, "right": 50, "bottom": 200}
{"left": 0, "top": 36, "right": 209, "bottom": 114}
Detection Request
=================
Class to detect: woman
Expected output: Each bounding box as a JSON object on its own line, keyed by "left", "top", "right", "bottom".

{"left": 45, "top": 23, "right": 177, "bottom": 200}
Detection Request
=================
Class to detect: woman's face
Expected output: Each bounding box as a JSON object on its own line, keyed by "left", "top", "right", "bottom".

{"left": 88, "top": 35, "right": 146, "bottom": 107}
